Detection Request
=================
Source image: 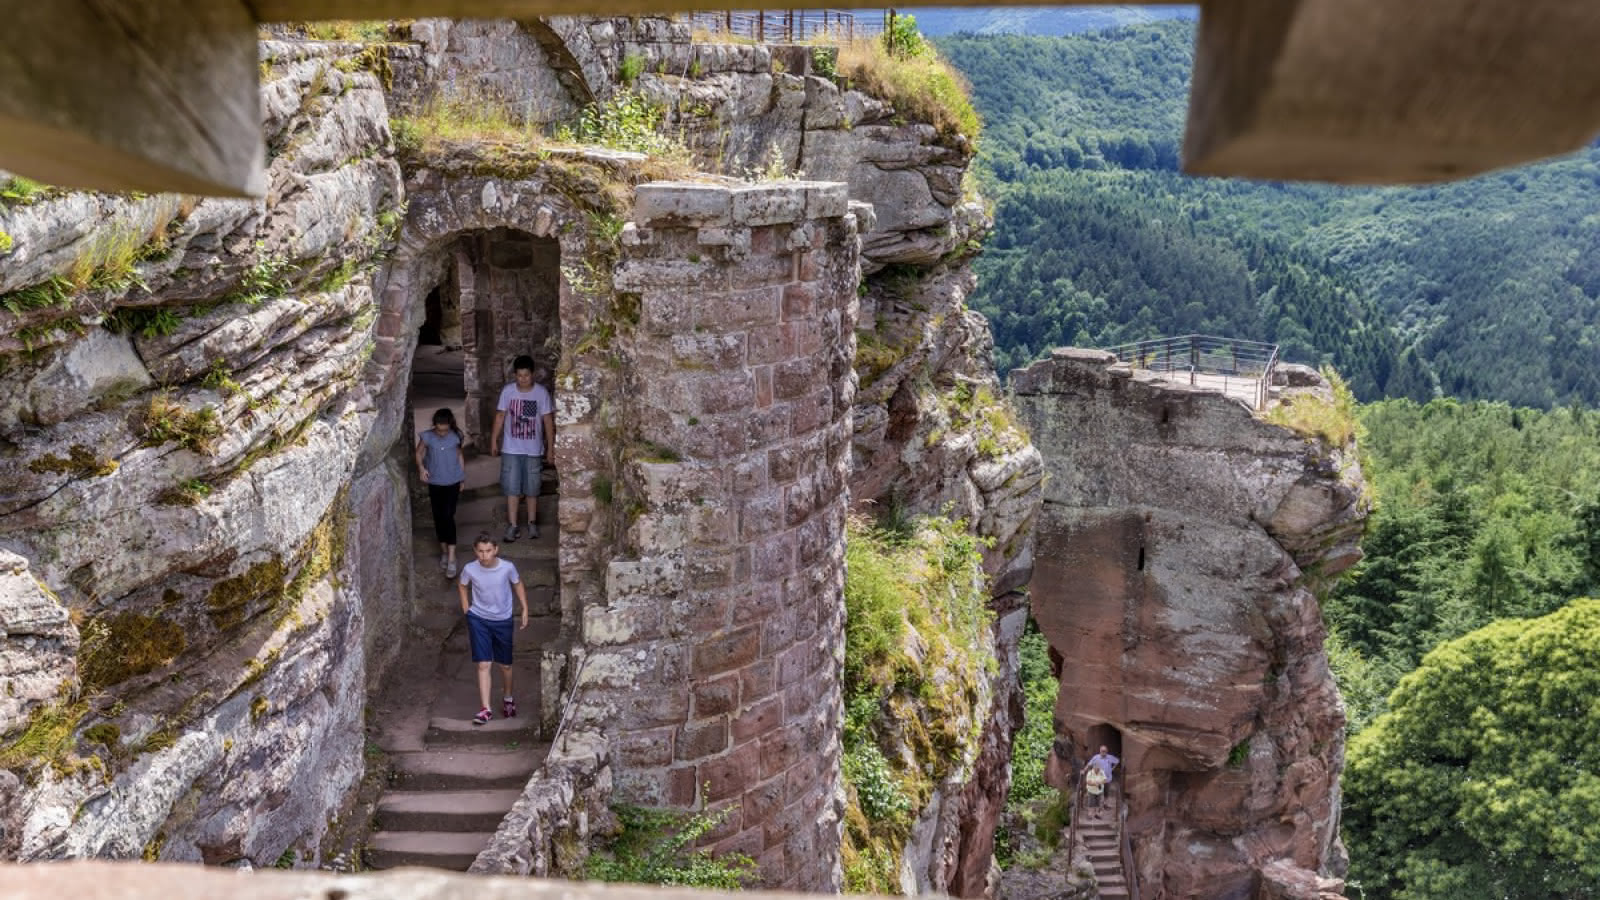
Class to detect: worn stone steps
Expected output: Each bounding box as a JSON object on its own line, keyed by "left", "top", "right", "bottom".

{"left": 366, "top": 830, "right": 498, "bottom": 870}
{"left": 425, "top": 713, "right": 542, "bottom": 747}
{"left": 388, "top": 745, "right": 548, "bottom": 791}
{"left": 376, "top": 789, "right": 526, "bottom": 833}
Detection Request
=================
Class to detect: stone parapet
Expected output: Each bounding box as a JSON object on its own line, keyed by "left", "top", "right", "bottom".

{"left": 561, "top": 179, "right": 859, "bottom": 891}
{"left": 470, "top": 730, "right": 613, "bottom": 877}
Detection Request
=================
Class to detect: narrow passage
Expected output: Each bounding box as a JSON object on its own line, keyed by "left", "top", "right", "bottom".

{"left": 361, "top": 367, "right": 561, "bottom": 870}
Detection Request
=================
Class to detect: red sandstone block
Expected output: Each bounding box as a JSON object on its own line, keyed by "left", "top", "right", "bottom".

{"left": 760, "top": 724, "right": 804, "bottom": 780}
{"left": 758, "top": 844, "right": 789, "bottom": 884}
{"left": 689, "top": 503, "right": 735, "bottom": 545}
{"left": 789, "top": 389, "right": 831, "bottom": 434}
{"left": 731, "top": 586, "right": 783, "bottom": 628}
{"left": 617, "top": 689, "right": 691, "bottom": 728}
{"left": 796, "top": 516, "right": 830, "bottom": 567}
{"left": 713, "top": 826, "right": 766, "bottom": 862}
{"left": 772, "top": 357, "right": 819, "bottom": 402}
{"left": 760, "top": 611, "right": 798, "bottom": 659}
{"left": 686, "top": 549, "right": 743, "bottom": 593}
{"left": 667, "top": 765, "right": 699, "bottom": 806}
{"left": 615, "top": 768, "right": 670, "bottom": 806}
{"left": 656, "top": 643, "right": 690, "bottom": 684}
{"left": 695, "top": 373, "right": 757, "bottom": 415}
{"left": 693, "top": 674, "right": 741, "bottom": 718}
{"left": 784, "top": 478, "right": 816, "bottom": 528}
{"left": 740, "top": 658, "right": 775, "bottom": 699}
{"left": 677, "top": 716, "right": 731, "bottom": 760}
{"left": 701, "top": 741, "right": 761, "bottom": 802}
{"left": 747, "top": 324, "right": 791, "bottom": 366}
{"left": 752, "top": 534, "right": 796, "bottom": 581}
{"left": 741, "top": 773, "right": 788, "bottom": 828}
{"left": 618, "top": 726, "right": 675, "bottom": 768}
{"left": 754, "top": 366, "right": 774, "bottom": 409}
{"left": 739, "top": 492, "right": 784, "bottom": 542}
{"left": 671, "top": 588, "right": 731, "bottom": 634}
{"left": 781, "top": 282, "right": 817, "bottom": 322}
{"left": 744, "top": 406, "right": 791, "bottom": 450}
{"left": 730, "top": 253, "right": 796, "bottom": 289}
{"left": 768, "top": 444, "right": 802, "bottom": 485}
{"left": 641, "top": 289, "right": 698, "bottom": 335}
{"left": 693, "top": 625, "right": 762, "bottom": 678}
{"left": 671, "top": 331, "right": 748, "bottom": 369}
{"left": 732, "top": 695, "right": 785, "bottom": 743}
{"left": 716, "top": 288, "right": 783, "bottom": 329}
{"left": 788, "top": 319, "right": 824, "bottom": 357}
{"left": 775, "top": 642, "right": 817, "bottom": 687}
{"left": 797, "top": 250, "right": 819, "bottom": 282}
{"left": 785, "top": 748, "right": 826, "bottom": 805}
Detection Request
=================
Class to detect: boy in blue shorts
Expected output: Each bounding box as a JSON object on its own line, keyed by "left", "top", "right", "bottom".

{"left": 457, "top": 532, "right": 529, "bottom": 724}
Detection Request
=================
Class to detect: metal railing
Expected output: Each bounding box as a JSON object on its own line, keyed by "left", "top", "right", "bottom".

{"left": 685, "top": 9, "right": 878, "bottom": 43}
{"left": 1101, "top": 334, "right": 1280, "bottom": 411}
{"left": 1118, "top": 781, "right": 1141, "bottom": 900}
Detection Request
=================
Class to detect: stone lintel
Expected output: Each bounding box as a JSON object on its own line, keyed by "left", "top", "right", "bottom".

{"left": 0, "top": 0, "right": 264, "bottom": 196}
{"left": 1185, "top": 0, "right": 1600, "bottom": 184}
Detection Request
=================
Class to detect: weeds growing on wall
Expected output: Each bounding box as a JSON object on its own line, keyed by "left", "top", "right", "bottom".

{"left": 1264, "top": 367, "right": 1362, "bottom": 447}
{"left": 841, "top": 514, "right": 995, "bottom": 892}
{"left": 557, "top": 91, "right": 690, "bottom": 161}
{"left": 585, "top": 805, "right": 758, "bottom": 889}
{"left": 835, "top": 22, "right": 979, "bottom": 144}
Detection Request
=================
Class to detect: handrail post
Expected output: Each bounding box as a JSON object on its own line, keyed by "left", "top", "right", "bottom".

{"left": 1189, "top": 339, "right": 1198, "bottom": 386}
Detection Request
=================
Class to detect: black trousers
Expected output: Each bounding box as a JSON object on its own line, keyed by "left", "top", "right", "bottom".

{"left": 428, "top": 482, "right": 461, "bottom": 545}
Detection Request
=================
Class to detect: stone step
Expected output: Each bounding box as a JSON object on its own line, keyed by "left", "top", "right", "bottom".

{"left": 1097, "top": 874, "right": 1126, "bottom": 888}
{"left": 366, "top": 830, "right": 495, "bottom": 871}
{"left": 426, "top": 713, "right": 542, "bottom": 747}
{"left": 375, "top": 789, "right": 524, "bottom": 833}
{"left": 1087, "top": 849, "right": 1119, "bottom": 861}
{"left": 389, "top": 745, "right": 546, "bottom": 790}
{"left": 1099, "top": 888, "right": 1129, "bottom": 899}
{"left": 1092, "top": 861, "right": 1121, "bottom": 875}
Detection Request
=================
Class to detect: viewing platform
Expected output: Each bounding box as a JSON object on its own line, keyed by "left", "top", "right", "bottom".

{"left": 1102, "top": 334, "right": 1280, "bottom": 410}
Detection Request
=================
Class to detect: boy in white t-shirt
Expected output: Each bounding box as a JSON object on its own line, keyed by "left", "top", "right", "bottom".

{"left": 457, "top": 532, "right": 529, "bottom": 724}
{"left": 490, "top": 355, "right": 555, "bottom": 542}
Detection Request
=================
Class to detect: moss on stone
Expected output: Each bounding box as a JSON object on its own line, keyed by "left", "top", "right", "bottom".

{"left": 140, "top": 394, "right": 223, "bottom": 454}
{"left": 28, "top": 445, "right": 119, "bottom": 479}
{"left": 84, "top": 723, "right": 121, "bottom": 748}
{"left": 0, "top": 699, "right": 88, "bottom": 772}
{"left": 840, "top": 514, "right": 995, "bottom": 892}
{"left": 250, "top": 695, "right": 270, "bottom": 723}
{"left": 205, "top": 556, "right": 288, "bottom": 631}
{"left": 78, "top": 611, "right": 188, "bottom": 691}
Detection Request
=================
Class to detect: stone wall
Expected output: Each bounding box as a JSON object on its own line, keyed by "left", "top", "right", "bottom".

{"left": 546, "top": 180, "right": 859, "bottom": 892}
{"left": 1011, "top": 349, "right": 1367, "bottom": 899}
{"left": 469, "top": 730, "right": 613, "bottom": 877}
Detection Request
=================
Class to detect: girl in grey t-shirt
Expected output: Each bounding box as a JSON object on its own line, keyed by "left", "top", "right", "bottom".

{"left": 415, "top": 408, "right": 466, "bottom": 577}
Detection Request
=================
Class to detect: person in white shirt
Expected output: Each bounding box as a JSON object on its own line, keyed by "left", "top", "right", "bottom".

{"left": 490, "top": 355, "right": 554, "bottom": 542}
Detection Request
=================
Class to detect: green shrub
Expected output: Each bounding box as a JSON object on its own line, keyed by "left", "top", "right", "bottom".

{"left": 557, "top": 91, "right": 689, "bottom": 160}
{"left": 1264, "top": 366, "right": 1361, "bottom": 447}
{"left": 619, "top": 53, "right": 645, "bottom": 86}
{"left": 585, "top": 805, "right": 757, "bottom": 889}
{"left": 0, "top": 176, "right": 47, "bottom": 206}
{"left": 1005, "top": 623, "right": 1059, "bottom": 811}
{"left": 843, "top": 742, "right": 911, "bottom": 822}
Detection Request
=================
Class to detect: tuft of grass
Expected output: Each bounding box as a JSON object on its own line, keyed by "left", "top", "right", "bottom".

{"left": 1, "top": 277, "right": 74, "bottom": 315}
{"left": 223, "top": 243, "right": 295, "bottom": 307}
{"left": 78, "top": 611, "right": 188, "bottom": 692}
{"left": 619, "top": 53, "right": 645, "bottom": 86}
{"left": 0, "top": 175, "right": 48, "bottom": 206}
{"left": 104, "top": 306, "right": 184, "bottom": 339}
{"left": 0, "top": 229, "right": 12, "bottom": 254}
{"left": 835, "top": 36, "right": 979, "bottom": 144}
{"left": 140, "top": 394, "right": 223, "bottom": 454}
{"left": 302, "top": 20, "right": 390, "bottom": 42}
{"left": 392, "top": 92, "right": 542, "bottom": 157}
{"left": 0, "top": 699, "right": 89, "bottom": 773}
{"left": 28, "top": 445, "right": 118, "bottom": 479}
{"left": 1264, "top": 366, "right": 1361, "bottom": 447}
{"left": 158, "top": 479, "right": 215, "bottom": 507}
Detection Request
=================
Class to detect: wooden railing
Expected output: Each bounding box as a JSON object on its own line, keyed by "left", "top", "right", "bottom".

{"left": 685, "top": 8, "right": 880, "bottom": 43}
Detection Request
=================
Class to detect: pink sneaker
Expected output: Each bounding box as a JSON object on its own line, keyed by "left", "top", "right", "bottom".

{"left": 502, "top": 697, "right": 516, "bottom": 719}
{"left": 472, "top": 707, "right": 492, "bottom": 726}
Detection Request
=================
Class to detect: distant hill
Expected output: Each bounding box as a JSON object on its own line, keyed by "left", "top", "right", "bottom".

{"left": 899, "top": 5, "right": 1195, "bottom": 37}
{"left": 941, "top": 25, "right": 1600, "bottom": 407}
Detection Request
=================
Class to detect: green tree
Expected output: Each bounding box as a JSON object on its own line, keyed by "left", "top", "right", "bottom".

{"left": 1343, "top": 599, "right": 1600, "bottom": 900}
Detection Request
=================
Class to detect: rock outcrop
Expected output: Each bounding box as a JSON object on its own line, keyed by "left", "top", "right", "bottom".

{"left": 0, "top": 14, "right": 1036, "bottom": 892}
{"left": 1012, "top": 349, "right": 1366, "bottom": 899}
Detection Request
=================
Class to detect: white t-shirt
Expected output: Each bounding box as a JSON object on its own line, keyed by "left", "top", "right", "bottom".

{"left": 459, "top": 558, "right": 521, "bottom": 620}
{"left": 497, "top": 382, "right": 553, "bottom": 456}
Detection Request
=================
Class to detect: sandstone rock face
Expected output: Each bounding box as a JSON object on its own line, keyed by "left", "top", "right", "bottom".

{"left": 1011, "top": 350, "right": 1367, "bottom": 900}
{"left": 0, "top": 40, "right": 404, "bottom": 865}
{"left": 0, "top": 553, "right": 77, "bottom": 738}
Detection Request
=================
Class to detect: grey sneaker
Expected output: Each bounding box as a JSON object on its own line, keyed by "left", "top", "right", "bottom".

{"left": 503, "top": 523, "right": 519, "bottom": 542}
{"left": 444, "top": 560, "right": 457, "bottom": 579}
{"left": 526, "top": 521, "right": 540, "bottom": 539}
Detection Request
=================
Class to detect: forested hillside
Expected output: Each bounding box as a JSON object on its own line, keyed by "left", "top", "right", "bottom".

{"left": 942, "top": 24, "right": 1600, "bottom": 406}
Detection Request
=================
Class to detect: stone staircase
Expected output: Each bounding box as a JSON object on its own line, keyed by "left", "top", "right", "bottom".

{"left": 1079, "top": 794, "right": 1129, "bottom": 899}
{"left": 362, "top": 393, "right": 563, "bottom": 871}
